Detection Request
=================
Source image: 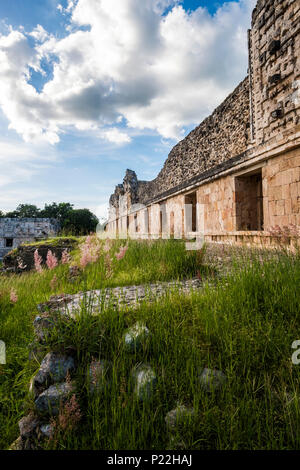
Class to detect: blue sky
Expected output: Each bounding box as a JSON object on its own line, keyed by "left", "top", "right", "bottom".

{"left": 0, "top": 0, "right": 255, "bottom": 219}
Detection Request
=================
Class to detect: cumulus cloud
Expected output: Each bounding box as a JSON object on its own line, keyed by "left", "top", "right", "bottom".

{"left": 0, "top": 0, "right": 255, "bottom": 143}
{"left": 29, "top": 24, "right": 49, "bottom": 42}
{"left": 100, "top": 128, "right": 132, "bottom": 145}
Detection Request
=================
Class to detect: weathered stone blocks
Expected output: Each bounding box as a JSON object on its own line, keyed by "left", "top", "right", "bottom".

{"left": 124, "top": 322, "right": 150, "bottom": 352}
{"left": 132, "top": 364, "right": 157, "bottom": 401}
{"left": 33, "top": 352, "right": 75, "bottom": 391}
{"left": 165, "top": 405, "right": 195, "bottom": 431}
{"left": 199, "top": 368, "right": 227, "bottom": 393}
{"left": 35, "top": 381, "right": 74, "bottom": 415}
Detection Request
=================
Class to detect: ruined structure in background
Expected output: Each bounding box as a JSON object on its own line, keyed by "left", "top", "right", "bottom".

{"left": 0, "top": 219, "right": 60, "bottom": 259}
{"left": 107, "top": 0, "right": 300, "bottom": 247}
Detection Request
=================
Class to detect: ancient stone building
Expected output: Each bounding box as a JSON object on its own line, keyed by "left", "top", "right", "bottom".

{"left": 0, "top": 218, "right": 60, "bottom": 259}
{"left": 107, "top": 0, "right": 300, "bottom": 247}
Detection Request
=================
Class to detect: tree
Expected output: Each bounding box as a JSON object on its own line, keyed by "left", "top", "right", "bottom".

{"left": 4, "top": 211, "right": 19, "bottom": 218}
{"left": 1, "top": 202, "right": 99, "bottom": 234}
{"left": 40, "top": 202, "right": 74, "bottom": 221}
{"left": 0, "top": 210, "right": 5, "bottom": 218}
{"left": 63, "top": 209, "right": 99, "bottom": 235}
{"left": 15, "top": 204, "right": 41, "bottom": 218}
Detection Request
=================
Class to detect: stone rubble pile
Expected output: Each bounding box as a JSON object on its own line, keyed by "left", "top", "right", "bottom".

{"left": 10, "top": 284, "right": 227, "bottom": 450}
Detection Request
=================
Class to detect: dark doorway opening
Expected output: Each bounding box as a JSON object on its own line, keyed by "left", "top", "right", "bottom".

{"left": 170, "top": 211, "right": 174, "bottom": 238}
{"left": 159, "top": 203, "right": 167, "bottom": 238}
{"left": 134, "top": 213, "right": 138, "bottom": 233}
{"left": 185, "top": 192, "right": 197, "bottom": 233}
{"left": 5, "top": 238, "right": 13, "bottom": 248}
{"left": 147, "top": 208, "right": 150, "bottom": 236}
{"left": 235, "top": 169, "right": 264, "bottom": 231}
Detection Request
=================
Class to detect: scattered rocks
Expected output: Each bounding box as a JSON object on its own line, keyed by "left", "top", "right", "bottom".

{"left": 12, "top": 415, "right": 54, "bottom": 450}
{"left": 15, "top": 413, "right": 44, "bottom": 450}
{"left": 40, "top": 423, "right": 54, "bottom": 439}
{"left": 33, "top": 352, "right": 75, "bottom": 391}
{"left": 165, "top": 405, "right": 195, "bottom": 431}
{"left": 133, "top": 364, "right": 157, "bottom": 401}
{"left": 18, "top": 413, "right": 40, "bottom": 439}
{"left": 199, "top": 368, "right": 227, "bottom": 392}
{"left": 87, "top": 360, "right": 112, "bottom": 394}
{"left": 12, "top": 273, "right": 231, "bottom": 450}
{"left": 35, "top": 381, "right": 74, "bottom": 415}
{"left": 124, "top": 322, "right": 150, "bottom": 352}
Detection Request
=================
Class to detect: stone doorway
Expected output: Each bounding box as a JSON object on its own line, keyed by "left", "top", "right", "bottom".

{"left": 170, "top": 211, "right": 175, "bottom": 238}
{"left": 185, "top": 192, "right": 197, "bottom": 233}
{"left": 5, "top": 238, "right": 13, "bottom": 248}
{"left": 235, "top": 169, "right": 264, "bottom": 231}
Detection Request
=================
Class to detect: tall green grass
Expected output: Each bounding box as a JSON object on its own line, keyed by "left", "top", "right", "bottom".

{"left": 0, "top": 239, "right": 299, "bottom": 449}
{"left": 0, "top": 238, "right": 201, "bottom": 449}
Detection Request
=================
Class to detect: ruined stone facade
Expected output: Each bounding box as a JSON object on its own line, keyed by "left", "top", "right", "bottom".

{"left": 0, "top": 219, "right": 60, "bottom": 259}
{"left": 107, "top": 0, "right": 300, "bottom": 247}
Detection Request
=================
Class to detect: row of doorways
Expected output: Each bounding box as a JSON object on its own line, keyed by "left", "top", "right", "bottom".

{"left": 117, "top": 169, "right": 264, "bottom": 236}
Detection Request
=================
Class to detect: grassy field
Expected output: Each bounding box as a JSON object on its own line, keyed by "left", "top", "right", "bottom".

{"left": 0, "top": 237, "right": 299, "bottom": 450}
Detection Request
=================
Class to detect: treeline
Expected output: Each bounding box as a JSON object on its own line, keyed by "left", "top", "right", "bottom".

{"left": 0, "top": 203, "right": 99, "bottom": 235}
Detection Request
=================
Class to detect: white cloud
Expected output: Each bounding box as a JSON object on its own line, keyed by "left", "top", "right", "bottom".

{"left": 29, "top": 24, "right": 49, "bottom": 42}
{"left": 100, "top": 128, "right": 132, "bottom": 145}
{"left": 0, "top": 0, "right": 255, "bottom": 143}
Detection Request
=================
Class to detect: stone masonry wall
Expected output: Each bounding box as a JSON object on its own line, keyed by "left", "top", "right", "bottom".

{"left": 196, "top": 175, "right": 235, "bottom": 233}
{"left": 109, "top": 78, "right": 250, "bottom": 210}
{"left": 263, "top": 146, "right": 300, "bottom": 229}
{"left": 138, "top": 77, "right": 250, "bottom": 203}
{"left": 0, "top": 218, "right": 60, "bottom": 259}
{"left": 106, "top": 0, "right": 300, "bottom": 242}
{"left": 250, "top": 0, "right": 300, "bottom": 145}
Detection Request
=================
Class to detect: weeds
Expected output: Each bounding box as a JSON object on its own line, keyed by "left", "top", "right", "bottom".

{"left": 0, "top": 239, "right": 299, "bottom": 449}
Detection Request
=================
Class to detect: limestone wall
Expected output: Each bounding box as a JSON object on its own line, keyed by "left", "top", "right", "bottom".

{"left": 105, "top": 147, "right": 300, "bottom": 242}
{"left": 196, "top": 175, "right": 235, "bottom": 233}
{"left": 263, "top": 147, "right": 300, "bottom": 229}
{"left": 250, "top": 0, "right": 300, "bottom": 145}
{"left": 139, "top": 77, "right": 250, "bottom": 203}
{"left": 105, "top": 0, "right": 300, "bottom": 244}
{"left": 0, "top": 218, "right": 60, "bottom": 259}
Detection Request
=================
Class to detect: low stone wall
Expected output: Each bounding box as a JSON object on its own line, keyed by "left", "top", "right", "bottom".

{"left": 3, "top": 238, "right": 78, "bottom": 272}
{"left": 0, "top": 218, "right": 60, "bottom": 260}
{"left": 204, "top": 232, "right": 300, "bottom": 251}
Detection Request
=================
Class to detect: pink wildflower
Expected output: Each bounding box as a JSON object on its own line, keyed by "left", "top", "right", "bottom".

{"left": 115, "top": 244, "right": 128, "bottom": 261}
{"left": 58, "top": 394, "right": 81, "bottom": 432}
{"left": 46, "top": 250, "right": 58, "bottom": 270}
{"left": 103, "top": 238, "right": 111, "bottom": 253}
{"left": 104, "top": 253, "right": 113, "bottom": 279}
{"left": 79, "top": 234, "right": 100, "bottom": 268}
{"left": 34, "top": 249, "right": 43, "bottom": 273}
{"left": 10, "top": 289, "right": 18, "bottom": 303}
{"left": 80, "top": 251, "right": 90, "bottom": 269}
{"left": 61, "top": 249, "right": 71, "bottom": 265}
